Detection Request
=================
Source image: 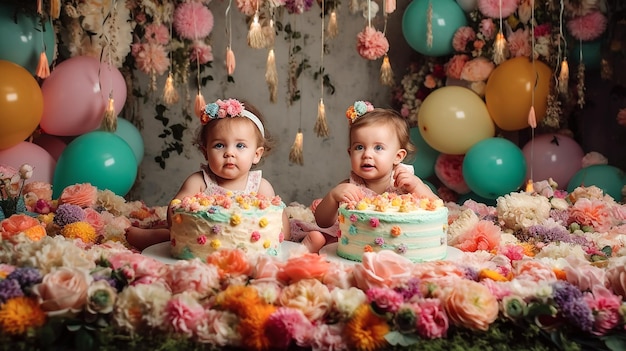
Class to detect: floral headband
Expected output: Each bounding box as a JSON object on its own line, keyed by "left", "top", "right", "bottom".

{"left": 200, "top": 98, "right": 265, "bottom": 137}
{"left": 345, "top": 100, "right": 374, "bottom": 124}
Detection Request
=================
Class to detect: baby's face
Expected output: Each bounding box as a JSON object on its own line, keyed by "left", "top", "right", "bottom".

{"left": 348, "top": 123, "right": 404, "bottom": 182}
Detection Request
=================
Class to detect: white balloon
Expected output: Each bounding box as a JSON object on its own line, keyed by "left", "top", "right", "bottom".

{"left": 456, "top": 0, "right": 477, "bottom": 12}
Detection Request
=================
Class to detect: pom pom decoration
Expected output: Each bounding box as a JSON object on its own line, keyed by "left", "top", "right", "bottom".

{"left": 477, "top": 0, "right": 517, "bottom": 19}
{"left": 173, "top": 2, "right": 214, "bottom": 40}
{"left": 356, "top": 26, "right": 389, "bottom": 60}
{"left": 289, "top": 129, "right": 304, "bottom": 165}
{"left": 566, "top": 11, "right": 608, "bottom": 42}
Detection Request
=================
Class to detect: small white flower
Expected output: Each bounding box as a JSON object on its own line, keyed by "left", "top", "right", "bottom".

{"left": 19, "top": 164, "right": 33, "bottom": 180}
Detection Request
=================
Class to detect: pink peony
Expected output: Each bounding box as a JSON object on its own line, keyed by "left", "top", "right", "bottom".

{"left": 584, "top": 286, "right": 622, "bottom": 336}
{"left": 356, "top": 26, "right": 389, "bottom": 60}
{"left": 513, "top": 259, "right": 556, "bottom": 283}
{"left": 569, "top": 198, "right": 614, "bottom": 232}
{"left": 252, "top": 254, "right": 282, "bottom": 280}
{"left": 453, "top": 220, "right": 501, "bottom": 252}
{"left": 266, "top": 307, "right": 314, "bottom": 347}
{"left": 59, "top": 183, "right": 98, "bottom": 208}
{"left": 165, "top": 259, "right": 220, "bottom": 297}
{"left": 460, "top": 57, "right": 495, "bottom": 82}
{"left": 443, "top": 278, "right": 499, "bottom": 331}
{"left": 107, "top": 251, "right": 166, "bottom": 285}
{"left": 562, "top": 255, "right": 606, "bottom": 292}
{"left": 567, "top": 11, "right": 608, "bottom": 41}
{"left": 277, "top": 253, "right": 332, "bottom": 284}
{"left": 477, "top": 0, "right": 518, "bottom": 19}
{"left": 508, "top": 28, "right": 531, "bottom": 58}
{"left": 311, "top": 324, "right": 346, "bottom": 351}
{"left": 416, "top": 298, "right": 449, "bottom": 339}
{"left": 144, "top": 23, "right": 170, "bottom": 45}
{"left": 452, "top": 26, "right": 476, "bottom": 52}
{"left": 173, "top": 2, "right": 214, "bottom": 40}
{"left": 133, "top": 43, "right": 170, "bottom": 76}
{"left": 353, "top": 251, "right": 413, "bottom": 291}
{"left": 434, "top": 154, "right": 470, "bottom": 194}
{"left": 164, "top": 293, "right": 205, "bottom": 337}
{"left": 445, "top": 54, "right": 470, "bottom": 80}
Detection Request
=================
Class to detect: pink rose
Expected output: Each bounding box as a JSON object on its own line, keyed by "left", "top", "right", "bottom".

{"left": 164, "top": 292, "right": 205, "bottom": 336}
{"left": 352, "top": 251, "right": 413, "bottom": 291}
{"left": 107, "top": 251, "right": 167, "bottom": 285}
{"left": 584, "top": 286, "right": 622, "bottom": 335}
{"left": 443, "top": 278, "right": 498, "bottom": 331}
{"left": 23, "top": 181, "right": 53, "bottom": 201}
{"left": 445, "top": 54, "right": 470, "bottom": 80}
{"left": 59, "top": 183, "right": 98, "bottom": 208}
{"left": 416, "top": 298, "right": 449, "bottom": 338}
{"left": 513, "top": 259, "right": 556, "bottom": 283}
{"left": 277, "top": 253, "right": 332, "bottom": 284}
{"left": 460, "top": 57, "right": 495, "bottom": 82}
{"left": 83, "top": 208, "right": 105, "bottom": 235}
{"left": 32, "top": 267, "right": 93, "bottom": 316}
{"left": 165, "top": 259, "right": 220, "bottom": 297}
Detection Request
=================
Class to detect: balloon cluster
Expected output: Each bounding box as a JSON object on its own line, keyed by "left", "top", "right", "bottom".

{"left": 0, "top": 3, "right": 142, "bottom": 197}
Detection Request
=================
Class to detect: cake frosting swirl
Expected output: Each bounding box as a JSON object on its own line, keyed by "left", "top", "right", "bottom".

{"left": 337, "top": 193, "right": 448, "bottom": 262}
{"left": 169, "top": 192, "right": 285, "bottom": 261}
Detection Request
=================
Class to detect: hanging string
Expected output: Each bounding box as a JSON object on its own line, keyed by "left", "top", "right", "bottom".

{"left": 193, "top": 5, "right": 205, "bottom": 118}
{"left": 493, "top": 0, "right": 507, "bottom": 65}
{"left": 379, "top": 0, "right": 394, "bottom": 86}
{"left": 526, "top": 1, "right": 537, "bottom": 193}
{"left": 576, "top": 39, "right": 585, "bottom": 108}
{"left": 225, "top": 0, "right": 236, "bottom": 75}
{"left": 163, "top": 20, "right": 179, "bottom": 105}
{"left": 101, "top": 0, "right": 117, "bottom": 132}
{"left": 557, "top": 0, "right": 569, "bottom": 95}
{"left": 315, "top": 0, "right": 329, "bottom": 137}
{"left": 289, "top": 19, "right": 304, "bottom": 165}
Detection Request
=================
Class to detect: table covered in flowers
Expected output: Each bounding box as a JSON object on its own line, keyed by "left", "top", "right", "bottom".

{"left": 2, "top": 176, "right": 626, "bottom": 351}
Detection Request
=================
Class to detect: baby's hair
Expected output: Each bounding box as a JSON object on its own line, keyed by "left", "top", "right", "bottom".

{"left": 349, "top": 107, "right": 416, "bottom": 159}
{"left": 194, "top": 99, "right": 275, "bottom": 158}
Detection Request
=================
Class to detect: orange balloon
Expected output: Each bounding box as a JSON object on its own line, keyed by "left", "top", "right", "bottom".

{"left": 0, "top": 60, "right": 43, "bottom": 150}
{"left": 485, "top": 57, "right": 552, "bottom": 131}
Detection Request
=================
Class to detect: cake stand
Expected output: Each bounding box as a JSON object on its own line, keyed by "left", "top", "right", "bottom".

{"left": 319, "top": 243, "right": 464, "bottom": 265}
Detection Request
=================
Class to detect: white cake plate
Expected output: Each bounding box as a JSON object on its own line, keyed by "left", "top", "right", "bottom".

{"left": 319, "top": 243, "right": 464, "bottom": 265}
{"left": 142, "top": 241, "right": 306, "bottom": 264}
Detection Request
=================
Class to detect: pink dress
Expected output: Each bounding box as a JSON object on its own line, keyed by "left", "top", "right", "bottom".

{"left": 200, "top": 164, "right": 262, "bottom": 195}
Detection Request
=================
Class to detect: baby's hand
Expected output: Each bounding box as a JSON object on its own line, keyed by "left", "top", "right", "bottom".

{"left": 393, "top": 164, "right": 419, "bottom": 192}
{"left": 331, "top": 183, "right": 364, "bottom": 204}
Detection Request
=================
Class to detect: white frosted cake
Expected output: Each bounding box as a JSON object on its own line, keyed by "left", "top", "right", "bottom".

{"left": 169, "top": 192, "right": 286, "bottom": 261}
{"left": 337, "top": 193, "right": 448, "bottom": 262}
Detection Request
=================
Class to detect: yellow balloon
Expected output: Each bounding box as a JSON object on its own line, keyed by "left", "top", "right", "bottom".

{"left": 485, "top": 57, "right": 552, "bottom": 131}
{"left": 418, "top": 86, "right": 495, "bottom": 155}
{"left": 0, "top": 60, "right": 43, "bottom": 150}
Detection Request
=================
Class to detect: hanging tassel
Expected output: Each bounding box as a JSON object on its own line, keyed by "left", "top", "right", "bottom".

{"left": 101, "top": 94, "right": 117, "bottom": 132}
{"left": 380, "top": 55, "right": 394, "bottom": 86}
{"left": 525, "top": 179, "right": 534, "bottom": 193}
{"left": 265, "top": 49, "right": 278, "bottom": 103}
{"left": 348, "top": 0, "right": 359, "bottom": 14}
{"left": 527, "top": 106, "right": 537, "bottom": 128}
{"left": 314, "top": 98, "right": 329, "bottom": 137}
{"left": 36, "top": 51, "right": 50, "bottom": 79}
{"left": 162, "top": 73, "right": 179, "bottom": 105}
{"left": 263, "top": 19, "right": 276, "bottom": 49}
{"left": 247, "top": 15, "right": 265, "bottom": 49}
{"left": 194, "top": 91, "right": 206, "bottom": 119}
{"left": 50, "top": 0, "right": 61, "bottom": 19}
{"left": 426, "top": 1, "right": 433, "bottom": 48}
{"left": 289, "top": 129, "right": 304, "bottom": 165}
{"left": 385, "top": 0, "right": 396, "bottom": 14}
{"left": 493, "top": 32, "right": 508, "bottom": 65}
{"left": 327, "top": 10, "right": 338, "bottom": 39}
{"left": 557, "top": 58, "right": 569, "bottom": 95}
{"left": 226, "top": 46, "right": 236, "bottom": 75}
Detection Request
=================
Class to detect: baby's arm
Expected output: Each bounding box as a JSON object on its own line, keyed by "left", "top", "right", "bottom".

{"left": 314, "top": 181, "right": 364, "bottom": 228}
{"left": 393, "top": 165, "right": 439, "bottom": 200}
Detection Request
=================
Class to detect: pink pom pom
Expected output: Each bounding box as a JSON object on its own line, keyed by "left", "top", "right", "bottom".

{"left": 174, "top": 2, "right": 214, "bottom": 40}
{"left": 477, "top": 0, "right": 518, "bottom": 19}
{"left": 356, "top": 26, "right": 389, "bottom": 60}
{"left": 434, "top": 154, "right": 470, "bottom": 195}
{"left": 567, "top": 11, "right": 608, "bottom": 41}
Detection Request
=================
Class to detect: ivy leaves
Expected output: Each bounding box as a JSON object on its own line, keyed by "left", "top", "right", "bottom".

{"left": 154, "top": 104, "right": 187, "bottom": 169}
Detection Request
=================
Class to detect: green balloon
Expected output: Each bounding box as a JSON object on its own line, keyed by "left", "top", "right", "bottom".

{"left": 0, "top": 3, "right": 56, "bottom": 75}
{"left": 462, "top": 138, "right": 527, "bottom": 199}
{"left": 457, "top": 191, "right": 496, "bottom": 206}
{"left": 409, "top": 127, "right": 439, "bottom": 179}
{"left": 53, "top": 132, "right": 138, "bottom": 198}
{"left": 567, "top": 165, "right": 625, "bottom": 201}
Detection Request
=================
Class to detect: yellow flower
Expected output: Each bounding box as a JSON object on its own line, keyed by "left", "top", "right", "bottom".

{"left": 210, "top": 239, "right": 221, "bottom": 249}
{"left": 61, "top": 221, "right": 97, "bottom": 244}
{"left": 263, "top": 240, "right": 270, "bottom": 249}
{"left": 230, "top": 213, "right": 241, "bottom": 226}
{"left": 0, "top": 296, "right": 46, "bottom": 336}
{"left": 258, "top": 217, "right": 268, "bottom": 228}
{"left": 356, "top": 202, "right": 368, "bottom": 210}
{"left": 345, "top": 304, "right": 389, "bottom": 351}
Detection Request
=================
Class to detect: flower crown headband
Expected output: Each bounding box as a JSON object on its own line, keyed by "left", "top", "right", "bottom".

{"left": 345, "top": 100, "right": 374, "bottom": 124}
{"left": 200, "top": 98, "right": 265, "bottom": 137}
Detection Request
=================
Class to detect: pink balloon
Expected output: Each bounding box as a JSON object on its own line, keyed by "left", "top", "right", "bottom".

{"left": 40, "top": 56, "right": 127, "bottom": 136}
{"left": 522, "top": 134, "right": 584, "bottom": 189}
{"left": 0, "top": 142, "right": 56, "bottom": 184}
{"left": 32, "top": 134, "right": 67, "bottom": 161}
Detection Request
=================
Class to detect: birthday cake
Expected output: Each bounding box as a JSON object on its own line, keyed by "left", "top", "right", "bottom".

{"left": 169, "top": 192, "right": 286, "bottom": 261}
{"left": 337, "top": 193, "right": 448, "bottom": 262}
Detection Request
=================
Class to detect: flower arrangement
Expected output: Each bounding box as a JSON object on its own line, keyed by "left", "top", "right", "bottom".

{"left": 345, "top": 100, "right": 374, "bottom": 124}
{"left": 1, "top": 172, "right": 626, "bottom": 350}
{"left": 200, "top": 99, "right": 246, "bottom": 124}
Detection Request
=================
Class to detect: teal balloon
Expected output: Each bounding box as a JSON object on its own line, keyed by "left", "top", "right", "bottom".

{"left": 567, "top": 165, "right": 625, "bottom": 200}
{"left": 457, "top": 191, "right": 496, "bottom": 206}
{"left": 409, "top": 127, "right": 439, "bottom": 178}
{"left": 402, "top": 0, "right": 467, "bottom": 56}
{"left": 112, "top": 118, "right": 144, "bottom": 165}
{"left": 462, "top": 138, "right": 527, "bottom": 199}
{"left": 0, "top": 3, "right": 56, "bottom": 75}
{"left": 570, "top": 38, "right": 602, "bottom": 71}
{"left": 53, "top": 132, "right": 137, "bottom": 198}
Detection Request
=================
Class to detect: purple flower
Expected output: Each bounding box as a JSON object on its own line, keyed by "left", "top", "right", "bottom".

{"left": 284, "top": 0, "right": 314, "bottom": 14}
{"left": 7, "top": 267, "right": 42, "bottom": 288}
{"left": 212, "top": 225, "right": 221, "bottom": 234}
{"left": 552, "top": 281, "right": 594, "bottom": 332}
{"left": 520, "top": 224, "right": 588, "bottom": 246}
{"left": 374, "top": 237, "right": 384, "bottom": 246}
{"left": 396, "top": 243, "right": 407, "bottom": 254}
{"left": 0, "top": 279, "right": 24, "bottom": 303}
{"left": 53, "top": 203, "right": 85, "bottom": 227}
{"left": 394, "top": 278, "right": 422, "bottom": 301}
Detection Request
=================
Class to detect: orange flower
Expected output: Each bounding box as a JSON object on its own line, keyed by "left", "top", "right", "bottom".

{"left": 390, "top": 226, "right": 401, "bottom": 237}
{"left": 277, "top": 253, "right": 331, "bottom": 283}
{"left": 553, "top": 268, "right": 567, "bottom": 280}
{"left": 207, "top": 248, "right": 251, "bottom": 279}
{"left": 478, "top": 269, "right": 509, "bottom": 282}
{"left": 364, "top": 245, "right": 374, "bottom": 253}
{"left": 443, "top": 279, "right": 498, "bottom": 331}
{"left": 58, "top": 183, "right": 98, "bottom": 208}
{"left": 344, "top": 304, "right": 390, "bottom": 351}
{"left": 238, "top": 304, "right": 277, "bottom": 350}
{"left": 61, "top": 221, "right": 97, "bottom": 244}
{"left": 214, "top": 285, "right": 262, "bottom": 315}
{"left": 0, "top": 296, "right": 46, "bottom": 336}
{"left": 0, "top": 214, "right": 46, "bottom": 242}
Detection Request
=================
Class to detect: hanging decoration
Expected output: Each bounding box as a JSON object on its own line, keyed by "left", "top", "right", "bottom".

{"left": 426, "top": 0, "right": 433, "bottom": 48}
{"left": 289, "top": 18, "right": 304, "bottom": 165}
{"left": 289, "top": 129, "right": 304, "bottom": 165}
{"left": 492, "top": 0, "right": 508, "bottom": 65}
{"left": 247, "top": 3, "right": 265, "bottom": 50}
{"left": 356, "top": 0, "right": 389, "bottom": 61}
{"left": 162, "top": 22, "right": 179, "bottom": 105}
{"left": 327, "top": 9, "right": 338, "bottom": 39}
{"left": 225, "top": 0, "right": 236, "bottom": 75}
{"left": 556, "top": 0, "right": 569, "bottom": 95}
{"left": 576, "top": 40, "right": 586, "bottom": 109}
{"left": 266, "top": 49, "right": 278, "bottom": 103}
{"left": 315, "top": 0, "right": 329, "bottom": 137}
{"left": 100, "top": 1, "right": 118, "bottom": 132}
{"left": 379, "top": 0, "right": 395, "bottom": 87}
